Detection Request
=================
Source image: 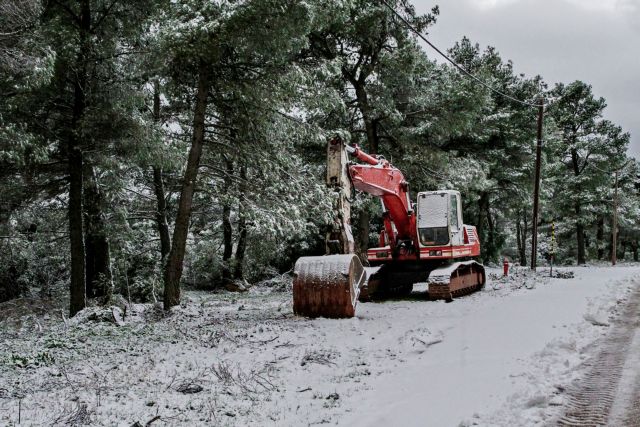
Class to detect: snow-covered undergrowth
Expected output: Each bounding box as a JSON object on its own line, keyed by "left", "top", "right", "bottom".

{"left": 1, "top": 265, "right": 638, "bottom": 426}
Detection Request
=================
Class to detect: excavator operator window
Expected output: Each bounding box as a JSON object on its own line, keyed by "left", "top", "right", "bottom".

{"left": 417, "top": 192, "right": 450, "bottom": 246}
{"left": 419, "top": 227, "right": 449, "bottom": 246}
{"left": 451, "top": 194, "right": 459, "bottom": 231}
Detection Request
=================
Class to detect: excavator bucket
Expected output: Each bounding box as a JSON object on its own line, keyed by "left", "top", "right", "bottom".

{"left": 293, "top": 254, "right": 365, "bottom": 318}
{"left": 428, "top": 261, "right": 486, "bottom": 301}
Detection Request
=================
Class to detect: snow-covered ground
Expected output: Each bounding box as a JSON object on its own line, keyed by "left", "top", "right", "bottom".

{"left": 1, "top": 264, "right": 638, "bottom": 426}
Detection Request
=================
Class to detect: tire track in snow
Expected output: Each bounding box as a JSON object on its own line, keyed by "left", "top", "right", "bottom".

{"left": 607, "top": 326, "right": 640, "bottom": 427}
{"left": 557, "top": 282, "right": 640, "bottom": 427}
{"left": 621, "top": 379, "right": 640, "bottom": 426}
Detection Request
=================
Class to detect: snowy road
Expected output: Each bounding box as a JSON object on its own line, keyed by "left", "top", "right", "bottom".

{"left": 558, "top": 284, "right": 640, "bottom": 427}
{"left": 337, "top": 266, "right": 640, "bottom": 427}
{"left": 1, "top": 265, "right": 639, "bottom": 426}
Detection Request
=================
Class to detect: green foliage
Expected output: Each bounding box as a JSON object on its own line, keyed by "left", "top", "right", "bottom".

{"left": 1, "top": 0, "right": 638, "bottom": 306}
{"left": 8, "top": 351, "right": 54, "bottom": 369}
{"left": 545, "top": 81, "right": 630, "bottom": 263}
{"left": 0, "top": 206, "right": 68, "bottom": 302}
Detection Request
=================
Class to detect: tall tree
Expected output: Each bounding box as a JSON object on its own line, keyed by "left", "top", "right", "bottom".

{"left": 433, "top": 38, "right": 543, "bottom": 262}
{"left": 148, "top": 80, "right": 172, "bottom": 263}
{"left": 547, "top": 81, "right": 628, "bottom": 264}
{"left": 0, "top": 0, "right": 52, "bottom": 236}
{"left": 307, "top": 0, "right": 439, "bottom": 256}
{"left": 160, "top": 0, "right": 314, "bottom": 307}
{"left": 32, "top": 0, "right": 164, "bottom": 314}
{"left": 163, "top": 63, "right": 210, "bottom": 308}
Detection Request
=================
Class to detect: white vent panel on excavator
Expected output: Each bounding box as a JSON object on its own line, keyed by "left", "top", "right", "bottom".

{"left": 417, "top": 192, "right": 449, "bottom": 229}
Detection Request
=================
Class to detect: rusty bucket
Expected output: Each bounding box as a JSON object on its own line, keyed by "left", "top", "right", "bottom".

{"left": 292, "top": 254, "right": 365, "bottom": 318}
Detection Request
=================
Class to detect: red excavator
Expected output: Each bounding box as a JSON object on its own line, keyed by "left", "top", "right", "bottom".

{"left": 292, "top": 137, "right": 485, "bottom": 318}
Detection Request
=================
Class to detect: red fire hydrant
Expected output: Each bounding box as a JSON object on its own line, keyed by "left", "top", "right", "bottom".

{"left": 503, "top": 258, "right": 509, "bottom": 276}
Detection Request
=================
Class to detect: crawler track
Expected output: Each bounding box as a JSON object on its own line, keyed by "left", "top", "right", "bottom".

{"left": 557, "top": 284, "right": 640, "bottom": 427}
{"left": 428, "top": 261, "right": 486, "bottom": 301}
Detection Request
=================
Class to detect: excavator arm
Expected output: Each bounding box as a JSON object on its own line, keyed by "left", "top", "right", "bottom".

{"left": 293, "top": 137, "right": 415, "bottom": 318}
{"left": 345, "top": 143, "right": 416, "bottom": 253}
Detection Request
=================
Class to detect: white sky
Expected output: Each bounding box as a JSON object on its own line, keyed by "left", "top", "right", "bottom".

{"left": 413, "top": 0, "right": 640, "bottom": 157}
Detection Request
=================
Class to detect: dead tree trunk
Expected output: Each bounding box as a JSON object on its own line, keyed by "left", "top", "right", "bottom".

{"left": 570, "top": 149, "right": 586, "bottom": 265}
{"left": 516, "top": 216, "right": 526, "bottom": 266}
{"left": 153, "top": 167, "right": 171, "bottom": 261}
{"left": 596, "top": 216, "right": 604, "bottom": 260}
{"left": 163, "top": 64, "right": 210, "bottom": 310}
{"left": 83, "top": 166, "right": 112, "bottom": 300}
{"left": 68, "top": 0, "right": 91, "bottom": 317}
{"left": 68, "top": 145, "right": 85, "bottom": 316}
{"left": 575, "top": 205, "right": 586, "bottom": 265}
{"left": 486, "top": 207, "right": 495, "bottom": 261}
{"left": 351, "top": 79, "right": 378, "bottom": 261}
{"left": 518, "top": 211, "right": 528, "bottom": 265}
{"left": 476, "top": 192, "right": 489, "bottom": 262}
{"left": 516, "top": 217, "right": 522, "bottom": 259}
{"left": 152, "top": 80, "right": 171, "bottom": 262}
{"left": 221, "top": 155, "right": 234, "bottom": 284}
{"left": 234, "top": 163, "right": 247, "bottom": 279}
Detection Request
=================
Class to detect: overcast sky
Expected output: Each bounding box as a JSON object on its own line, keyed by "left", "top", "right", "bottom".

{"left": 413, "top": 0, "right": 640, "bottom": 157}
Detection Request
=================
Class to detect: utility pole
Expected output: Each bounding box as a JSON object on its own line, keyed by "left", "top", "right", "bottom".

{"left": 612, "top": 170, "right": 619, "bottom": 265}
{"left": 550, "top": 221, "right": 555, "bottom": 277}
{"left": 531, "top": 98, "right": 544, "bottom": 270}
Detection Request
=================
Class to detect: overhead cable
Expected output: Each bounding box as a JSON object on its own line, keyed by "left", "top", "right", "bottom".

{"left": 380, "top": 0, "right": 543, "bottom": 108}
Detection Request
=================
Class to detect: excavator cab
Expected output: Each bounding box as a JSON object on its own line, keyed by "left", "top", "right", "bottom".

{"left": 417, "top": 190, "right": 463, "bottom": 247}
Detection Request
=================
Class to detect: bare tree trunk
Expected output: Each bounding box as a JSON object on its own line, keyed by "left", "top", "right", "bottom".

{"left": 163, "top": 64, "right": 210, "bottom": 310}
{"left": 486, "top": 207, "right": 495, "bottom": 261}
{"left": 519, "top": 209, "right": 527, "bottom": 265}
{"left": 234, "top": 163, "right": 247, "bottom": 279}
{"left": 608, "top": 231, "right": 613, "bottom": 260}
{"left": 352, "top": 81, "right": 378, "bottom": 261}
{"left": 516, "top": 217, "right": 522, "bottom": 264}
{"left": 596, "top": 216, "right": 604, "bottom": 260}
{"left": 354, "top": 84, "right": 380, "bottom": 155}
{"left": 0, "top": 203, "right": 10, "bottom": 237}
{"left": 477, "top": 192, "right": 489, "bottom": 262}
{"left": 575, "top": 205, "right": 586, "bottom": 265}
{"left": 576, "top": 224, "right": 586, "bottom": 264}
{"left": 83, "top": 166, "right": 112, "bottom": 300}
{"left": 68, "top": 0, "right": 91, "bottom": 317}
{"left": 152, "top": 80, "right": 171, "bottom": 262}
{"left": 356, "top": 211, "right": 370, "bottom": 258}
{"left": 570, "top": 149, "right": 586, "bottom": 265}
{"left": 68, "top": 145, "right": 85, "bottom": 316}
{"left": 221, "top": 156, "right": 234, "bottom": 284}
{"left": 153, "top": 167, "right": 171, "bottom": 260}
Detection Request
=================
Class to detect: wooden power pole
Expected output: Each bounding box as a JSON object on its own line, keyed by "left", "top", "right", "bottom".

{"left": 612, "top": 170, "right": 619, "bottom": 265}
{"left": 531, "top": 99, "right": 544, "bottom": 270}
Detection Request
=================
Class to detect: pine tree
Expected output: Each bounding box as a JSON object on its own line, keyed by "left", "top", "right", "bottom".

{"left": 547, "top": 81, "right": 629, "bottom": 264}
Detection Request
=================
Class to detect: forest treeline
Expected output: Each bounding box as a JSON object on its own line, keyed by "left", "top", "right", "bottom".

{"left": 1, "top": 0, "right": 637, "bottom": 315}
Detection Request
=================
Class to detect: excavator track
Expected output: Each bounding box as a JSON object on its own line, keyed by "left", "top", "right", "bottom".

{"left": 428, "top": 261, "right": 485, "bottom": 301}
{"left": 292, "top": 254, "right": 366, "bottom": 318}
{"left": 293, "top": 258, "right": 485, "bottom": 317}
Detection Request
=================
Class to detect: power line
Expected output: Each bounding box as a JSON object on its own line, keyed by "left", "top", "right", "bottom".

{"left": 380, "top": 0, "right": 542, "bottom": 108}
{"left": 587, "top": 159, "right": 631, "bottom": 175}
{"left": 381, "top": 0, "right": 554, "bottom": 271}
